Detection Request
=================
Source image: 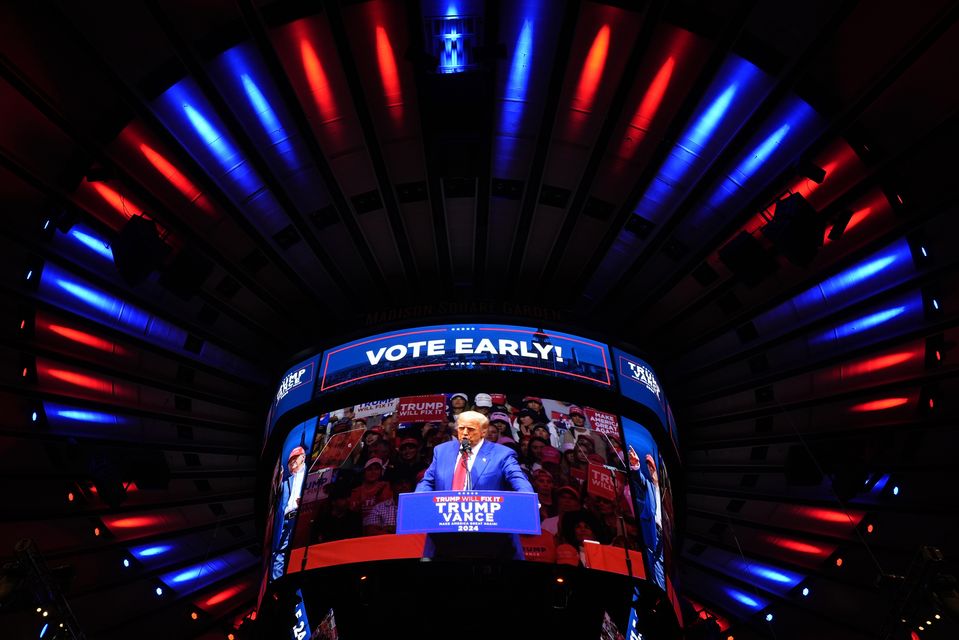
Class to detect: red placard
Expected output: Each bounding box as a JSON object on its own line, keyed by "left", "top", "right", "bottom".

{"left": 584, "top": 407, "right": 619, "bottom": 435}
{"left": 396, "top": 394, "right": 448, "bottom": 422}
{"left": 587, "top": 463, "right": 625, "bottom": 501}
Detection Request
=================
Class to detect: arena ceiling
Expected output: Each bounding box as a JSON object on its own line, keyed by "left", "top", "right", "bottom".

{"left": 1, "top": 0, "right": 957, "bottom": 638}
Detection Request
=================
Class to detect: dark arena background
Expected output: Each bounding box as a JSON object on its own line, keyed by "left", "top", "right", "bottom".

{"left": 1, "top": 1, "right": 958, "bottom": 639}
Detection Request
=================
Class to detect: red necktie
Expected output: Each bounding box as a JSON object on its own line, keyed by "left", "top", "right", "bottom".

{"left": 452, "top": 450, "right": 469, "bottom": 490}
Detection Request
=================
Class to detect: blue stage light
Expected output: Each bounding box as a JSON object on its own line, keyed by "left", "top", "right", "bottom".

{"left": 66, "top": 227, "right": 114, "bottom": 261}
{"left": 727, "top": 588, "right": 762, "bottom": 609}
{"left": 802, "top": 586, "right": 810, "bottom": 597}
{"left": 131, "top": 544, "right": 172, "bottom": 559}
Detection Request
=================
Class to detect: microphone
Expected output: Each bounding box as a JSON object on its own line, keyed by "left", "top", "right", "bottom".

{"left": 460, "top": 438, "right": 471, "bottom": 454}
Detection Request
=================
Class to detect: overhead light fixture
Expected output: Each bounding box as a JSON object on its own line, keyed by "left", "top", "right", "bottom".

{"left": 762, "top": 194, "right": 824, "bottom": 267}
{"left": 827, "top": 209, "right": 854, "bottom": 241}
{"left": 797, "top": 158, "right": 827, "bottom": 184}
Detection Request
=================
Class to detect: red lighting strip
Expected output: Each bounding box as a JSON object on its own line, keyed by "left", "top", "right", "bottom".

{"left": 765, "top": 535, "right": 832, "bottom": 558}
{"left": 203, "top": 584, "right": 247, "bottom": 608}
{"left": 102, "top": 515, "right": 162, "bottom": 529}
{"left": 375, "top": 25, "right": 403, "bottom": 123}
{"left": 572, "top": 25, "right": 611, "bottom": 114}
{"left": 790, "top": 505, "right": 863, "bottom": 526}
{"left": 90, "top": 182, "right": 142, "bottom": 219}
{"left": 138, "top": 143, "right": 213, "bottom": 216}
{"left": 299, "top": 37, "right": 339, "bottom": 124}
{"left": 617, "top": 56, "right": 675, "bottom": 159}
{"left": 849, "top": 397, "right": 911, "bottom": 412}
{"left": 42, "top": 321, "right": 129, "bottom": 356}
{"left": 40, "top": 367, "right": 114, "bottom": 394}
{"left": 842, "top": 350, "right": 919, "bottom": 377}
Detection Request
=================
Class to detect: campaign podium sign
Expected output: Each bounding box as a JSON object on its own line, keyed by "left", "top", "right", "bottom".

{"left": 396, "top": 491, "right": 541, "bottom": 535}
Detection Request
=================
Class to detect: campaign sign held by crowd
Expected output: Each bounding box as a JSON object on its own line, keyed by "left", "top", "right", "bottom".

{"left": 318, "top": 324, "right": 613, "bottom": 393}
{"left": 395, "top": 394, "right": 448, "bottom": 422}
{"left": 396, "top": 491, "right": 541, "bottom": 535}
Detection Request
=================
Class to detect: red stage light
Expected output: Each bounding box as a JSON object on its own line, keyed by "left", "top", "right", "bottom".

{"left": 835, "top": 557, "right": 843, "bottom": 567}
{"left": 45, "top": 323, "right": 127, "bottom": 355}
{"left": 843, "top": 351, "right": 918, "bottom": 377}
{"left": 849, "top": 397, "right": 910, "bottom": 412}
{"left": 375, "top": 26, "right": 402, "bottom": 124}
{"left": 91, "top": 182, "right": 142, "bottom": 219}
{"left": 103, "top": 515, "right": 162, "bottom": 529}
{"left": 572, "top": 24, "right": 611, "bottom": 114}
{"left": 300, "top": 38, "right": 338, "bottom": 124}
{"left": 41, "top": 367, "right": 113, "bottom": 394}
{"left": 775, "top": 538, "right": 828, "bottom": 556}
{"left": 138, "top": 143, "right": 210, "bottom": 215}
{"left": 618, "top": 56, "right": 675, "bottom": 160}
{"left": 204, "top": 584, "right": 246, "bottom": 607}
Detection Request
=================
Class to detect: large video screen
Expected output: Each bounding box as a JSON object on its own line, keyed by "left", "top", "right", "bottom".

{"left": 265, "top": 391, "right": 673, "bottom": 589}
{"left": 316, "top": 325, "right": 614, "bottom": 393}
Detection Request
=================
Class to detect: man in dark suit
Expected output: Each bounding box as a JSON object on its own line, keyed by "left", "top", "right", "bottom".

{"left": 416, "top": 410, "right": 534, "bottom": 559}
{"left": 271, "top": 445, "right": 306, "bottom": 579}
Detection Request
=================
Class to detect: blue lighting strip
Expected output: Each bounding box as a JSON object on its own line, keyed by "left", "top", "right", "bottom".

{"left": 43, "top": 402, "right": 127, "bottom": 426}
{"left": 152, "top": 79, "right": 289, "bottom": 234}
{"left": 582, "top": 55, "right": 770, "bottom": 304}
{"left": 218, "top": 47, "right": 300, "bottom": 174}
{"left": 730, "top": 559, "right": 803, "bottom": 592}
{"left": 756, "top": 239, "right": 915, "bottom": 336}
{"left": 130, "top": 544, "right": 173, "bottom": 560}
{"left": 158, "top": 548, "right": 256, "bottom": 594}
{"left": 63, "top": 225, "right": 114, "bottom": 262}
{"left": 809, "top": 292, "right": 924, "bottom": 347}
{"left": 631, "top": 55, "right": 770, "bottom": 225}
{"left": 725, "top": 586, "right": 769, "bottom": 611}
{"left": 37, "top": 262, "right": 187, "bottom": 348}
{"left": 696, "top": 96, "right": 822, "bottom": 219}
{"left": 493, "top": 0, "right": 549, "bottom": 177}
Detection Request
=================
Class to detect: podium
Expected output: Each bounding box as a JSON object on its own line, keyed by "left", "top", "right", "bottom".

{"left": 396, "top": 490, "right": 541, "bottom": 535}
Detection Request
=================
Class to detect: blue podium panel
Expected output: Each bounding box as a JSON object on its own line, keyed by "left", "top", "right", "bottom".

{"left": 397, "top": 491, "right": 541, "bottom": 535}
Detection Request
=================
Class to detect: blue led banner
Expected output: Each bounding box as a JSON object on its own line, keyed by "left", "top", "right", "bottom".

{"left": 396, "top": 491, "right": 542, "bottom": 535}
{"left": 317, "top": 324, "right": 613, "bottom": 393}
{"left": 613, "top": 348, "right": 669, "bottom": 428}
{"left": 265, "top": 356, "right": 319, "bottom": 443}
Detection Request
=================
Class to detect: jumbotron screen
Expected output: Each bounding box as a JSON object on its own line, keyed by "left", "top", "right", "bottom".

{"left": 262, "top": 392, "right": 676, "bottom": 597}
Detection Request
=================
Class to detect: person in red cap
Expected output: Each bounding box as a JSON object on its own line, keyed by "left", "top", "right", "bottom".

{"left": 271, "top": 445, "right": 307, "bottom": 579}
{"left": 389, "top": 432, "right": 426, "bottom": 479}
{"left": 349, "top": 458, "right": 391, "bottom": 522}
{"left": 541, "top": 485, "right": 583, "bottom": 536}
{"left": 521, "top": 395, "right": 549, "bottom": 424}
